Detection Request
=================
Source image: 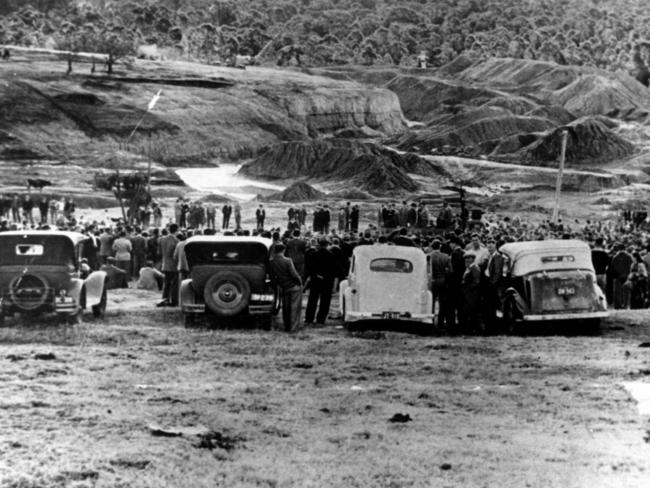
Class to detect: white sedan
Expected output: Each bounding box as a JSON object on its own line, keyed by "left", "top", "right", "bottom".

{"left": 340, "top": 245, "right": 433, "bottom": 326}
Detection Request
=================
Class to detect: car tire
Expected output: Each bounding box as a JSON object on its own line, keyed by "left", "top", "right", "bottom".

{"left": 92, "top": 288, "right": 107, "bottom": 318}
{"left": 203, "top": 271, "right": 251, "bottom": 316}
{"left": 271, "top": 285, "right": 281, "bottom": 316}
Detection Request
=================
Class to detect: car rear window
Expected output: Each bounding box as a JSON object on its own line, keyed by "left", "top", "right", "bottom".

{"left": 185, "top": 242, "right": 268, "bottom": 267}
{"left": 540, "top": 255, "right": 575, "bottom": 264}
{"left": 369, "top": 258, "right": 413, "bottom": 273}
{"left": 0, "top": 236, "right": 74, "bottom": 266}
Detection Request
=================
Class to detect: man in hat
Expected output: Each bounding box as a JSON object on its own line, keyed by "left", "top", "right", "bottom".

{"left": 304, "top": 237, "right": 336, "bottom": 325}
{"left": 269, "top": 243, "right": 303, "bottom": 332}
{"left": 461, "top": 251, "right": 482, "bottom": 334}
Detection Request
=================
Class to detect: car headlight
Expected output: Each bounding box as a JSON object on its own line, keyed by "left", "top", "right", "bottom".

{"left": 59, "top": 289, "right": 67, "bottom": 298}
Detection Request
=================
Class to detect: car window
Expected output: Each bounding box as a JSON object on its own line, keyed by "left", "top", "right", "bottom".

{"left": 369, "top": 258, "right": 413, "bottom": 273}
{"left": 186, "top": 242, "right": 268, "bottom": 267}
{"left": 0, "top": 236, "right": 74, "bottom": 267}
{"left": 540, "top": 255, "right": 575, "bottom": 264}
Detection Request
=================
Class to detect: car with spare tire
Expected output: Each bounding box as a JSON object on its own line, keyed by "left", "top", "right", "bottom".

{"left": 179, "top": 235, "right": 279, "bottom": 327}
{"left": 0, "top": 230, "right": 108, "bottom": 323}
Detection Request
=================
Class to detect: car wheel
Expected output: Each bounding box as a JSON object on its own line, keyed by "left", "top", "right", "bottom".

{"left": 203, "top": 271, "right": 250, "bottom": 316}
{"left": 92, "top": 288, "right": 107, "bottom": 318}
{"left": 502, "top": 297, "right": 517, "bottom": 335}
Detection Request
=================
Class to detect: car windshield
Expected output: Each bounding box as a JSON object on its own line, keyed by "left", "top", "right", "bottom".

{"left": 369, "top": 258, "right": 413, "bottom": 273}
{"left": 0, "top": 235, "right": 75, "bottom": 267}
{"left": 186, "top": 242, "right": 268, "bottom": 267}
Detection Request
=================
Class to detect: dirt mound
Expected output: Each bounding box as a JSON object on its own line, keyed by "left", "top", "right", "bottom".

{"left": 240, "top": 140, "right": 440, "bottom": 195}
{"left": 385, "top": 75, "right": 501, "bottom": 122}
{"left": 547, "top": 73, "right": 650, "bottom": 118}
{"left": 516, "top": 116, "right": 636, "bottom": 166}
{"left": 266, "top": 182, "right": 326, "bottom": 202}
{"left": 393, "top": 115, "right": 556, "bottom": 154}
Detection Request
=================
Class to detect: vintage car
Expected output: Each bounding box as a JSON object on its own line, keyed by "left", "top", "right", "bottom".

{"left": 497, "top": 239, "right": 608, "bottom": 330}
{"left": 339, "top": 245, "right": 433, "bottom": 327}
{"left": 0, "top": 231, "right": 107, "bottom": 323}
{"left": 179, "top": 236, "right": 280, "bottom": 327}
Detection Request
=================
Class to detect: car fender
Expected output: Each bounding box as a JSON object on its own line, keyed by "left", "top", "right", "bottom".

{"left": 504, "top": 287, "right": 526, "bottom": 316}
{"left": 180, "top": 278, "right": 195, "bottom": 307}
{"left": 84, "top": 271, "right": 106, "bottom": 307}
{"left": 339, "top": 279, "right": 349, "bottom": 314}
{"left": 67, "top": 278, "right": 84, "bottom": 301}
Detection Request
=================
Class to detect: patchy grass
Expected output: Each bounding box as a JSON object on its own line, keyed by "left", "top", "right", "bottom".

{"left": 0, "top": 290, "right": 649, "bottom": 487}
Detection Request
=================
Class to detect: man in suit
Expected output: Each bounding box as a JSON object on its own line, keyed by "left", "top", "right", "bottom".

{"left": 609, "top": 244, "right": 633, "bottom": 309}
{"left": 157, "top": 224, "right": 180, "bottom": 306}
{"left": 304, "top": 238, "right": 336, "bottom": 325}
{"left": 129, "top": 228, "right": 147, "bottom": 280}
{"left": 429, "top": 239, "right": 451, "bottom": 328}
{"left": 255, "top": 204, "right": 265, "bottom": 231}
{"left": 482, "top": 238, "right": 505, "bottom": 333}
{"left": 448, "top": 237, "right": 466, "bottom": 333}
{"left": 461, "top": 251, "right": 482, "bottom": 334}
{"left": 269, "top": 244, "right": 303, "bottom": 332}
{"left": 286, "top": 229, "right": 307, "bottom": 280}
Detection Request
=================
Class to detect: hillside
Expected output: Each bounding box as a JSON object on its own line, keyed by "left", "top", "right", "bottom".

{"left": 0, "top": 58, "right": 404, "bottom": 193}
{"left": 379, "top": 58, "right": 649, "bottom": 167}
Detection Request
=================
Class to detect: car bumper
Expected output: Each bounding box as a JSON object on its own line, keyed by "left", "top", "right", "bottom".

{"left": 181, "top": 300, "right": 274, "bottom": 315}
{"left": 54, "top": 297, "right": 78, "bottom": 313}
{"left": 345, "top": 311, "right": 434, "bottom": 324}
{"left": 497, "top": 310, "right": 608, "bottom": 321}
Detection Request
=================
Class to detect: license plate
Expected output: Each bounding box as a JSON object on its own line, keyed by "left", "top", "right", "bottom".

{"left": 382, "top": 311, "right": 400, "bottom": 319}
{"left": 557, "top": 286, "right": 575, "bottom": 296}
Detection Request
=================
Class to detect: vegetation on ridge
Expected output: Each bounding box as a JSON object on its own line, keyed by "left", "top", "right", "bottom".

{"left": 2, "top": 0, "right": 650, "bottom": 84}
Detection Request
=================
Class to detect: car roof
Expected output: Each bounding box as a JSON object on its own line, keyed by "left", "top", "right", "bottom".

{"left": 353, "top": 244, "right": 426, "bottom": 261}
{"left": 499, "top": 239, "right": 594, "bottom": 276}
{"left": 184, "top": 235, "right": 273, "bottom": 249}
{"left": 499, "top": 239, "right": 590, "bottom": 259}
{"left": 0, "top": 230, "right": 89, "bottom": 245}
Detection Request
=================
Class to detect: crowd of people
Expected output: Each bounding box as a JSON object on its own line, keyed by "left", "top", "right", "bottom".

{"left": 2, "top": 194, "right": 649, "bottom": 334}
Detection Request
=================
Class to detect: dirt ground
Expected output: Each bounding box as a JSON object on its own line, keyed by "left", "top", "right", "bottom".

{"left": 1, "top": 289, "right": 650, "bottom": 488}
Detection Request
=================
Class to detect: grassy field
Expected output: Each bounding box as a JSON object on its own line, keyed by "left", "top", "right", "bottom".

{"left": 1, "top": 290, "right": 650, "bottom": 488}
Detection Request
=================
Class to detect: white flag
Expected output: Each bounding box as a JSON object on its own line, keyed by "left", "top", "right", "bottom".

{"left": 147, "top": 90, "right": 162, "bottom": 111}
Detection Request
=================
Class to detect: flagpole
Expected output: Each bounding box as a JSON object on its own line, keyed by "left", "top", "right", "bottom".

{"left": 552, "top": 129, "right": 568, "bottom": 225}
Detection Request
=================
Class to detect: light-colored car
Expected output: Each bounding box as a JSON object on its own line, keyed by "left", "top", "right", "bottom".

{"left": 340, "top": 245, "right": 433, "bottom": 326}
{"left": 0, "top": 231, "right": 107, "bottom": 323}
{"left": 497, "top": 239, "right": 608, "bottom": 329}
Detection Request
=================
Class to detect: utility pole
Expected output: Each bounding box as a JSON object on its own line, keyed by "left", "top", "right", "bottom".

{"left": 552, "top": 129, "right": 569, "bottom": 225}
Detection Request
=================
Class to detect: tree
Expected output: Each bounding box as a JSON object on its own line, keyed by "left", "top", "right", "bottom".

{"left": 55, "top": 22, "right": 79, "bottom": 75}
{"left": 97, "top": 26, "right": 134, "bottom": 74}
